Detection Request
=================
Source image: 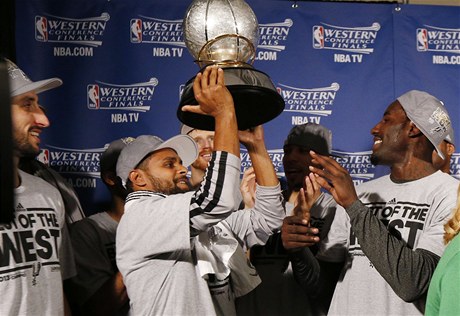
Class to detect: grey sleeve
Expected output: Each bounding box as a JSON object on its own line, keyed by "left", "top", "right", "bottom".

{"left": 225, "top": 183, "right": 284, "bottom": 248}
{"left": 189, "top": 151, "right": 241, "bottom": 236}
{"left": 346, "top": 200, "right": 440, "bottom": 302}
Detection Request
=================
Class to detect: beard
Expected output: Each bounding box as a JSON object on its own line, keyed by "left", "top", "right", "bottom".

{"left": 370, "top": 153, "right": 379, "bottom": 165}
{"left": 147, "top": 174, "right": 192, "bottom": 195}
{"left": 13, "top": 137, "right": 39, "bottom": 158}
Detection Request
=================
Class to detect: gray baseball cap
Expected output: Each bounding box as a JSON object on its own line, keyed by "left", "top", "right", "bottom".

{"left": 5, "top": 58, "right": 62, "bottom": 97}
{"left": 284, "top": 123, "right": 332, "bottom": 156}
{"left": 116, "top": 134, "right": 198, "bottom": 186}
{"left": 180, "top": 124, "right": 195, "bottom": 135}
{"left": 397, "top": 90, "right": 452, "bottom": 160}
{"left": 100, "top": 137, "right": 136, "bottom": 174}
{"left": 445, "top": 126, "right": 455, "bottom": 145}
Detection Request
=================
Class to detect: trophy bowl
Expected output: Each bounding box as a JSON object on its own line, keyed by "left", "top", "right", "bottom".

{"left": 178, "top": 0, "right": 285, "bottom": 130}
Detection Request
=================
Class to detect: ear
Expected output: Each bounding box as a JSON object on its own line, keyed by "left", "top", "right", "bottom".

{"left": 129, "top": 169, "right": 148, "bottom": 188}
{"left": 446, "top": 143, "right": 455, "bottom": 156}
{"left": 407, "top": 121, "right": 423, "bottom": 138}
{"left": 102, "top": 171, "right": 117, "bottom": 186}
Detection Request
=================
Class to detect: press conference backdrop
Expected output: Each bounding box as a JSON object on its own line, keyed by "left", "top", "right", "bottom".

{"left": 15, "top": 0, "right": 460, "bottom": 214}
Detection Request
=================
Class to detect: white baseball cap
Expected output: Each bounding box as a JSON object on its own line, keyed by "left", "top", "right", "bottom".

{"left": 397, "top": 90, "right": 452, "bottom": 160}
{"left": 5, "top": 58, "right": 62, "bottom": 97}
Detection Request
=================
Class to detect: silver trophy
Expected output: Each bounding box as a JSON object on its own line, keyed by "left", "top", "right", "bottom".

{"left": 177, "top": 0, "right": 285, "bottom": 130}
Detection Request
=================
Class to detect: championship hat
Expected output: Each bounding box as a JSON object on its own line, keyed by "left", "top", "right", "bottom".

{"left": 116, "top": 134, "right": 198, "bottom": 186}
{"left": 397, "top": 90, "right": 452, "bottom": 159}
{"left": 5, "top": 58, "right": 62, "bottom": 97}
{"left": 100, "top": 137, "right": 136, "bottom": 175}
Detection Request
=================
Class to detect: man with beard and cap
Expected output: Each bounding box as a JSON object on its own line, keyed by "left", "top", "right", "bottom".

{"left": 2, "top": 58, "right": 75, "bottom": 315}
{"left": 283, "top": 90, "right": 459, "bottom": 315}
{"left": 236, "top": 123, "right": 337, "bottom": 316}
{"left": 115, "top": 66, "right": 284, "bottom": 316}
{"left": 68, "top": 137, "right": 134, "bottom": 315}
{"left": 11, "top": 61, "right": 85, "bottom": 225}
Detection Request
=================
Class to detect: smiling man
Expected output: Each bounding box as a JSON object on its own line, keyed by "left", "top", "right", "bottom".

{"left": 284, "top": 90, "right": 459, "bottom": 315}
{"left": 180, "top": 124, "right": 215, "bottom": 188}
{"left": 2, "top": 59, "right": 75, "bottom": 315}
{"left": 116, "top": 67, "right": 241, "bottom": 315}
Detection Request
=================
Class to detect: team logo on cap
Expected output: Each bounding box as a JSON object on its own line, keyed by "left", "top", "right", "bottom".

{"left": 35, "top": 16, "right": 48, "bottom": 42}
{"left": 430, "top": 107, "right": 451, "bottom": 134}
{"left": 6, "top": 62, "right": 29, "bottom": 81}
{"left": 333, "top": 150, "right": 376, "bottom": 185}
{"left": 313, "top": 22, "right": 381, "bottom": 63}
{"left": 256, "top": 19, "right": 293, "bottom": 61}
{"left": 416, "top": 25, "right": 460, "bottom": 65}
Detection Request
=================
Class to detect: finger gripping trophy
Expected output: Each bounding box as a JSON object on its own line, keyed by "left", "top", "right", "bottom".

{"left": 178, "top": 0, "right": 285, "bottom": 130}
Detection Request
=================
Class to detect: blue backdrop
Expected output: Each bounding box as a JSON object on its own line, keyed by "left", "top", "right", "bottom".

{"left": 15, "top": 0, "right": 460, "bottom": 214}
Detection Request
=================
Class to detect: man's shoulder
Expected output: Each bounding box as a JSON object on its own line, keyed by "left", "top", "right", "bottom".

{"left": 72, "top": 212, "right": 111, "bottom": 229}
{"left": 18, "top": 169, "right": 61, "bottom": 196}
{"left": 355, "top": 174, "right": 390, "bottom": 190}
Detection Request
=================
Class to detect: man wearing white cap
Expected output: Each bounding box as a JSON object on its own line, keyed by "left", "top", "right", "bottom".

{"left": 2, "top": 58, "right": 75, "bottom": 315}
{"left": 115, "top": 66, "right": 283, "bottom": 315}
{"left": 284, "top": 90, "right": 459, "bottom": 315}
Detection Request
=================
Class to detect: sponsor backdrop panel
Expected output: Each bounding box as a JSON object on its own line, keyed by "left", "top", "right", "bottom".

{"left": 15, "top": 0, "right": 459, "bottom": 214}
{"left": 393, "top": 4, "right": 460, "bottom": 179}
{"left": 254, "top": 1, "right": 396, "bottom": 183}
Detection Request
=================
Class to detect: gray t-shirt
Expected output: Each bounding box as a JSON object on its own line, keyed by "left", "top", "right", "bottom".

{"left": 318, "top": 171, "right": 459, "bottom": 315}
{"left": 0, "top": 170, "right": 75, "bottom": 315}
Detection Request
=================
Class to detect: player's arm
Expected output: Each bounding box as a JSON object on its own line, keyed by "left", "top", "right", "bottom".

{"left": 183, "top": 66, "right": 241, "bottom": 235}
{"left": 310, "top": 151, "right": 443, "bottom": 301}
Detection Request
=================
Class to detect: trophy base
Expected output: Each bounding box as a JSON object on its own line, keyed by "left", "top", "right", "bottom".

{"left": 177, "top": 67, "right": 285, "bottom": 131}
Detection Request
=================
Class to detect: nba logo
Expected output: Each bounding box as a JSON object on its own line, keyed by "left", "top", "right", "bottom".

{"left": 87, "top": 84, "right": 100, "bottom": 109}
{"left": 276, "top": 86, "right": 282, "bottom": 95}
{"left": 35, "top": 16, "right": 48, "bottom": 42}
{"left": 313, "top": 25, "right": 324, "bottom": 49}
{"left": 130, "top": 19, "right": 142, "bottom": 43}
{"left": 416, "top": 28, "right": 428, "bottom": 52}
{"left": 37, "top": 149, "right": 49, "bottom": 166}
